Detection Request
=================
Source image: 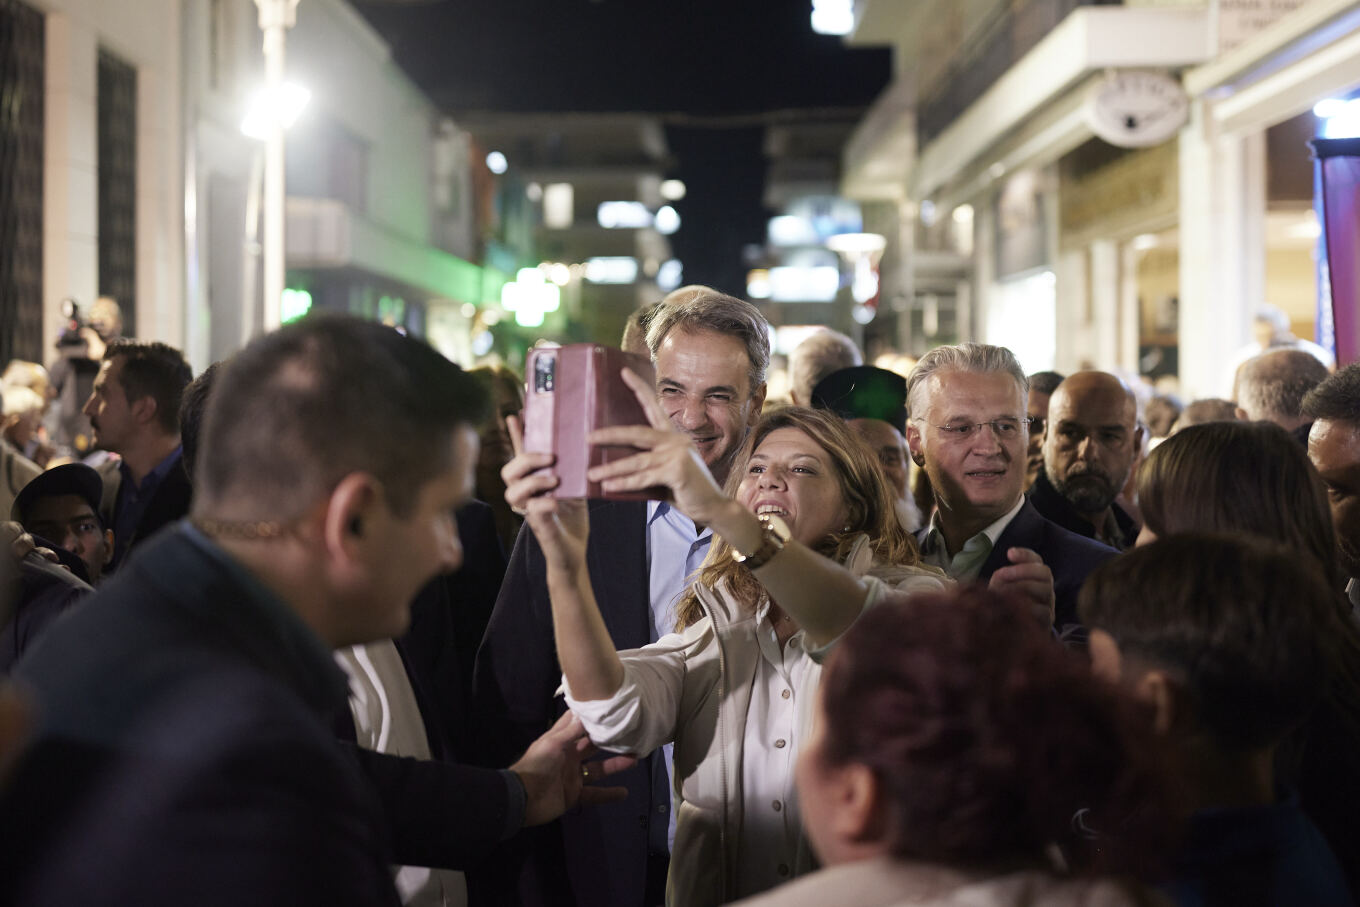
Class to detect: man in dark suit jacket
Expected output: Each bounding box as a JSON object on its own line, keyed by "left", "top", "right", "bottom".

{"left": 905, "top": 343, "right": 1116, "bottom": 633}
{"left": 1, "top": 316, "right": 613, "bottom": 906}
{"left": 472, "top": 289, "right": 771, "bottom": 906}
{"left": 82, "top": 339, "right": 194, "bottom": 571}
{"left": 977, "top": 497, "right": 1117, "bottom": 631}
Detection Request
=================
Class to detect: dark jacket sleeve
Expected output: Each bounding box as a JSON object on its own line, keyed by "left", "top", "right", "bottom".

{"left": 347, "top": 744, "right": 518, "bottom": 870}
{"left": 470, "top": 522, "right": 562, "bottom": 768}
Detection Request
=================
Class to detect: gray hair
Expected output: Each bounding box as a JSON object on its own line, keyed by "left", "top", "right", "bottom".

{"left": 790, "top": 329, "right": 862, "bottom": 404}
{"left": 905, "top": 343, "right": 1029, "bottom": 419}
{"left": 646, "top": 287, "right": 771, "bottom": 391}
{"left": 1237, "top": 349, "right": 1329, "bottom": 423}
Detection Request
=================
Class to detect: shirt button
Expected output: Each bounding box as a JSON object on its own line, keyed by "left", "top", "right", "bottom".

{"left": 778, "top": 863, "right": 790, "bottom": 877}
{"left": 774, "top": 738, "right": 786, "bottom": 748}
{"left": 781, "top": 689, "right": 791, "bottom": 699}
{"left": 657, "top": 804, "right": 668, "bottom": 813}
{"left": 772, "top": 800, "right": 782, "bottom": 812}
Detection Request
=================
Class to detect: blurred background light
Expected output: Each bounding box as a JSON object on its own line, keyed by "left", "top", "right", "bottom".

{"left": 657, "top": 259, "right": 684, "bottom": 292}
{"left": 1316, "top": 98, "right": 1360, "bottom": 139}
{"left": 768, "top": 214, "right": 818, "bottom": 246}
{"left": 660, "top": 179, "right": 687, "bottom": 201}
{"left": 543, "top": 183, "right": 574, "bottom": 229}
{"left": 654, "top": 205, "right": 681, "bottom": 235}
{"left": 769, "top": 265, "right": 840, "bottom": 302}
{"left": 747, "top": 269, "right": 772, "bottom": 299}
{"left": 810, "top": 0, "right": 854, "bottom": 36}
{"left": 546, "top": 262, "right": 572, "bottom": 286}
{"left": 240, "top": 81, "right": 311, "bottom": 140}
{"left": 597, "top": 200, "right": 653, "bottom": 229}
{"left": 584, "top": 257, "right": 639, "bottom": 284}
{"left": 501, "top": 267, "right": 561, "bottom": 326}
{"left": 472, "top": 330, "right": 494, "bottom": 357}
{"left": 280, "top": 287, "right": 312, "bottom": 323}
{"left": 485, "top": 150, "right": 508, "bottom": 174}
{"left": 825, "top": 232, "right": 886, "bottom": 255}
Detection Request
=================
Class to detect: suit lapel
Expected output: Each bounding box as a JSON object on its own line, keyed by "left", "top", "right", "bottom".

{"left": 978, "top": 499, "right": 1040, "bottom": 580}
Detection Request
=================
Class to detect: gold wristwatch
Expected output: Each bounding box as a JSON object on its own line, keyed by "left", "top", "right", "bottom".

{"left": 733, "top": 513, "right": 791, "bottom": 569}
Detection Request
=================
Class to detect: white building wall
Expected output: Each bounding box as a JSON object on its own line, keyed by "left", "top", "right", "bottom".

{"left": 180, "top": 0, "right": 479, "bottom": 369}
{"left": 284, "top": 0, "right": 443, "bottom": 253}
{"left": 36, "top": 0, "right": 183, "bottom": 353}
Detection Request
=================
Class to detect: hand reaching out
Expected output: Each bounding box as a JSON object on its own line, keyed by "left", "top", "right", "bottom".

{"left": 510, "top": 711, "right": 636, "bottom": 826}
{"left": 501, "top": 415, "right": 589, "bottom": 573}
{"left": 987, "top": 546, "right": 1056, "bottom": 628}
{"left": 586, "top": 369, "right": 729, "bottom": 525}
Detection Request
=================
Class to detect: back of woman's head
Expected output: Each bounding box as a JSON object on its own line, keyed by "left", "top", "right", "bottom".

{"left": 818, "top": 587, "right": 1168, "bottom": 874}
{"left": 1137, "top": 420, "right": 1337, "bottom": 583}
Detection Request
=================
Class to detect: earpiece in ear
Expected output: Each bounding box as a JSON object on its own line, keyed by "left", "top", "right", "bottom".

{"left": 349, "top": 516, "right": 363, "bottom": 537}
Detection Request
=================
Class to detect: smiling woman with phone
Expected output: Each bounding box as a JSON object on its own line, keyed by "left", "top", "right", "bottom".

{"left": 503, "top": 371, "right": 946, "bottom": 907}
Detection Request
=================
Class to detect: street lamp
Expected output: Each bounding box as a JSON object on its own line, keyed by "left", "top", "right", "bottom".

{"left": 253, "top": 0, "right": 301, "bottom": 331}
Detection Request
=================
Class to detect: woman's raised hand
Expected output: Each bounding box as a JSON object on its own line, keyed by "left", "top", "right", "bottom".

{"left": 586, "top": 369, "right": 730, "bottom": 526}
{"left": 502, "top": 414, "right": 589, "bottom": 572}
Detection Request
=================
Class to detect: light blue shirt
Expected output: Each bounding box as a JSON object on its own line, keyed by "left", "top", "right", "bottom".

{"left": 645, "top": 499, "right": 712, "bottom": 852}
{"left": 646, "top": 500, "right": 712, "bottom": 641}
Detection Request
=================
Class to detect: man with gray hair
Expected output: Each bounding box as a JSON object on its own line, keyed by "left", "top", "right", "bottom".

{"left": 1235, "top": 348, "right": 1330, "bottom": 439}
{"left": 788, "top": 328, "right": 861, "bottom": 406}
{"left": 474, "top": 287, "right": 771, "bottom": 906}
{"left": 905, "top": 343, "right": 1117, "bottom": 634}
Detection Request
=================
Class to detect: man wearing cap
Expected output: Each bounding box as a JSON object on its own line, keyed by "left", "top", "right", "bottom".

{"left": 13, "top": 463, "right": 113, "bottom": 585}
{"left": 811, "top": 365, "right": 922, "bottom": 532}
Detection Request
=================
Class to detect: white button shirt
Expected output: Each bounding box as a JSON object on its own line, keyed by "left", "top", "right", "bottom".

{"left": 735, "top": 599, "right": 814, "bottom": 898}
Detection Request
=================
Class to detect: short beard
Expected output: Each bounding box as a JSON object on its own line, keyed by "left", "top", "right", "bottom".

{"left": 1049, "top": 465, "right": 1122, "bottom": 515}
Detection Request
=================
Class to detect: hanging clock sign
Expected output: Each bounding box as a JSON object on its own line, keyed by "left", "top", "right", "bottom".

{"left": 1083, "top": 70, "right": 1190, "bottom": 149}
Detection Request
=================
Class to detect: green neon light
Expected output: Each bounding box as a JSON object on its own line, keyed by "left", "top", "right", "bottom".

{"left": 281, "top": 288, "right": 313, "bottom": 323}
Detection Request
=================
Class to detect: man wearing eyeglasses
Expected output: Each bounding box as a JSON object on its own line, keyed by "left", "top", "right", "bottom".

{"left": 905, "top": 344, "right": 1117, "bottom": 635}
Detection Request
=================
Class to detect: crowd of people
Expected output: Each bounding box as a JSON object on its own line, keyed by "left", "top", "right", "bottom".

{"left": 0, "top": 285, "right": 1356, "bottom": 907}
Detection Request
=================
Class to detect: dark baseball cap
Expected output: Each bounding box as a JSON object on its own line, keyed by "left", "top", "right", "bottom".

{"left": 12, "top": 463, "right": 105, "bottom": 527}
{"left": 811, "top": 366, "right": 908, "bottom": 435}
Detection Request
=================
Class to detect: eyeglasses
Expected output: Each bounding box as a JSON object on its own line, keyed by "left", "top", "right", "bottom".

{"left": 915, "top": 418, "right": 1032, "bottom": 441}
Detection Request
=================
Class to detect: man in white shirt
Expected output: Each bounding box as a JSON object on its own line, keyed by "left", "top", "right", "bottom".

{"left": 905, "top": 343, "right": 1116, "bottom": 633}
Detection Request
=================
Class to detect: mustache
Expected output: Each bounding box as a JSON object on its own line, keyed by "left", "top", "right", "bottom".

{"left": 1062, "top": 464, "right": 1112, "bottom": 483}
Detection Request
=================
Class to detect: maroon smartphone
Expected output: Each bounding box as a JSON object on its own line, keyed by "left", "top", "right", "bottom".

{"left": 522, "top": 344, "right": 665, "bottom": 500}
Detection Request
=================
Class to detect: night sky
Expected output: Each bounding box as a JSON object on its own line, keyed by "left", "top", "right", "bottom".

{"left": 351, "top": 0, "right": 892, "bottom": 295}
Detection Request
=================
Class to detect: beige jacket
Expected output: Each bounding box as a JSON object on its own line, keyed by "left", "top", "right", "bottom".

{"left": 732, "top": 856, "right": 1164, "bottom": 907}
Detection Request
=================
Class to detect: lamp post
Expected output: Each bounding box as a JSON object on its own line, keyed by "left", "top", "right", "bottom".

{"left": 253, "top": 0, "right": 300, "bottom": 331}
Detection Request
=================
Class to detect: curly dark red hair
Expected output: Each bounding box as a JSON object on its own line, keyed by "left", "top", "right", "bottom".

{"left": 817, "top": 586, "right": 1173, "bottom": 876}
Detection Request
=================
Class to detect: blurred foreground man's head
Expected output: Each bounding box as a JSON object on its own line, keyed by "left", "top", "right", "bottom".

{"left": 193, "top": 314, "right": 489, "bottom": 645}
